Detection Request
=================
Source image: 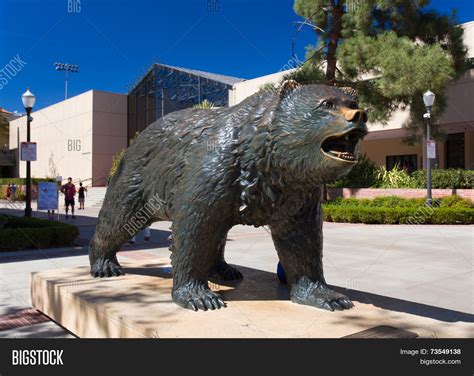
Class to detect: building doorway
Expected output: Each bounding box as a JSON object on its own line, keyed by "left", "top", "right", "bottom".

{"left": 446, "top": 133, "right": 465, "bottom": 169}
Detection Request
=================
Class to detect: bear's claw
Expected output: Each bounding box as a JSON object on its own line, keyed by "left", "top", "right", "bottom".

{"left": 173, "top": 281, "right": 226, "bottom": 311}
{"left": 90, "top": 258, "right": 124, "bottom": 278}
{"left": 290, "top": 277, "right": 354, "bottom": 311}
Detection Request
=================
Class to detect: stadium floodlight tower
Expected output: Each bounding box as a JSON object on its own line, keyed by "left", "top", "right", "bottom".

{"left": 54, "top": 62, "right": 79, "bottom": 99}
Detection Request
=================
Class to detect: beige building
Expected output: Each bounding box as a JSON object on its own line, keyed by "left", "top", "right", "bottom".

{"left": 9, "top": 90, "right": 127, "bottom": 186}
{"left": 228, "top": 69, "right": 296, "bottom": 106}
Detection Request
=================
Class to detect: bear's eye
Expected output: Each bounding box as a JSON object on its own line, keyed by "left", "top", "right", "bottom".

{"left": 320, "top": 100, "right": 334, "bottom": 110}
{"left": 348, "top": 102, "right": 358, "bottom": 109}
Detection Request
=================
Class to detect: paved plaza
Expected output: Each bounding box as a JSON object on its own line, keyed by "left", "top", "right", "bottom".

{"left": 0, "top": 200, "right": 472, "bottom": 338}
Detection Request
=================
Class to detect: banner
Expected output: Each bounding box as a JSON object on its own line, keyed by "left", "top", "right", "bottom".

{"left": 37, "top": 182, "right": 58, "bottom": 210}
{"left": 427, "top": 140, "right": 436, "bottom": 159}
{"left": 20, "top": 142, "right": 37, "bottom": 161}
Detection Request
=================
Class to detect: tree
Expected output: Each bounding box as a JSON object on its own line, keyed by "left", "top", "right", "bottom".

{"left": 46, "top": 152, "right": 59, "bottom": 179}
{"left": 291, "top": 0, "right": 468, "bottom": 142}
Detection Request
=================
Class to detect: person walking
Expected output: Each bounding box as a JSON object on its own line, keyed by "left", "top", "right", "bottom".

{"left": 5, "top": 184, "right": 12, "bottom": 201}
{"left": 61, "top": 177, "right": 76, "bottom": 219}
{"left": 11, "top": 183, "right": 17, "bottom": 201}
{"left": 78, "top": 182, "right": 87, "bottom": 210}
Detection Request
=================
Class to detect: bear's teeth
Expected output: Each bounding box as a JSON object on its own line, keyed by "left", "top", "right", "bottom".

{"left": 329, "top": 150, "right": 355, "bottom": 161}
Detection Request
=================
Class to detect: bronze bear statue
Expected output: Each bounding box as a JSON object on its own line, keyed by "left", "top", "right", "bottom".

{"left": 89, "top": 81, "right": 368, "bottom": 312}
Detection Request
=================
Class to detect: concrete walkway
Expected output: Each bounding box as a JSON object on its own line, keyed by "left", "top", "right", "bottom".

{"left": 0, "top": 199, "right": 472, "bottom": 338}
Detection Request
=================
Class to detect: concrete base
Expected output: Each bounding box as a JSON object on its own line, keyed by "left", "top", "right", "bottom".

{"left": 30, "top": 259, "right": 473, "bottom": 338}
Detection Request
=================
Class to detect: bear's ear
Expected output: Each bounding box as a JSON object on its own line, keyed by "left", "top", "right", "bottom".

{"left": 339, "top": 86, "right": 359, "bottom": 102}
{"left": 278, "top": 79, "right": 301, "bottom": 98}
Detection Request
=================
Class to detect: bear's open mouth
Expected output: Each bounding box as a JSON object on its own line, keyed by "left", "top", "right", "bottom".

{"left": 321, "top": 128, "right": 367, "bottom": 163}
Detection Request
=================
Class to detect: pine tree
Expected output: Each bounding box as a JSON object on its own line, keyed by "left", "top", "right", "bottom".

{"left": 291, "top": 0, "right": 469, "bottom": 142}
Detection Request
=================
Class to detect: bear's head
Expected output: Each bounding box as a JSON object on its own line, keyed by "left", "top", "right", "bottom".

{"left": 237, "top": 82, "right": 369, "bottom": 215}
{"left": 266, "top": 82, "right": 368, "bottom": 186}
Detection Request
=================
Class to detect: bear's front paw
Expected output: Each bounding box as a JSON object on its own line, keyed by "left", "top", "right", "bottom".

{"left": 90, "top": 257, "right": 124, "bottom": 278}
{"left": 290, "top": 277, "right": 354, "bottom": 311}
{"left": 173, "top": 281, "right": 226, "bottom": 311}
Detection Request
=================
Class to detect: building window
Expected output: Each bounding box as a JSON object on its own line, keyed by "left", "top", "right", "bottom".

{"left": 446, "top": 133, "right": 465, "bottom": 169}
{"left": 386, "top": 154, "right": 417, "bottom": 173}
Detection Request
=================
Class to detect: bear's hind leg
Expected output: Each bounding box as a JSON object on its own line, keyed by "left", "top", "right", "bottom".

{"left": 210, "top": 234, "right": 243, "bottom": 282}
{"left": 89, "top": 218, "right": 129, "bottom": 277}
{"left": 89, "top": 202, "right": 150, "bottom": 278}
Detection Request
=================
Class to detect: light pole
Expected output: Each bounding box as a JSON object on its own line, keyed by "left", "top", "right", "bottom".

{"left": 423, "top": 90, "right": 435, "bottom": 207}
{"left": 54, "top": 62, "right": 79, "bottom": 99}
{"left": 21, "top": 88, "right": 36, "bottom": 217}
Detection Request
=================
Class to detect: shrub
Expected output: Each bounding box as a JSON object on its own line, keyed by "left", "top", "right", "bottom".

{"left": 328, "top": 195, "right": 472, "bottom": 208}
{"left": 412, "top": 169, "right": 474, "bottom": 189}
{"left": 0, "top": 215, "right": 79, "bottom": 252}
{"left": 0, "top": 178, "right": 54, "bottom": 185}
{"left": 332, "top": 163, "right": 474, "bottom": 189}
{"left": 329, "top": 154, "right": 379, "bottom": 188}
{"left": 374, "top": 165, "right": 419, "bottom": 188}
{"left": 329, "top": 197, "right": 372, "bottom": 207}
{"left": 323, "top": 206, "right": 473, "bottom": 225}
{"left": 370, "top": 196, "right": 427, "bottom": 208}
{"left": 439, "top": 194, "right": 473, "bottom": 208}
{"left": 329, "top": 196, "right": 429, "bottom": 208}
{"left": 108, "top": 148, "right": 125, "bottom": 183}
{"left": 0, "top": 178, "right": 54, "bottom": 200}
{"left": 193, "top": 99, "right": 215, "bottom": 109}
{"left": 0, "top": 189, "right": 26, "bottom": 201}
{"left": 108, "top": 132, "right": 138, "bottom": 183}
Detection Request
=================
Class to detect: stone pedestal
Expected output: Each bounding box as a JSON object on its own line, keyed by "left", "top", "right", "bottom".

{"left": 30, "top": 259, "right": 472, "bottom": 338}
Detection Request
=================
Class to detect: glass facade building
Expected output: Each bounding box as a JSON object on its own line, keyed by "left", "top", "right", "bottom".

{"left": 127, "top": 63, "right": 243, "bottom": 143}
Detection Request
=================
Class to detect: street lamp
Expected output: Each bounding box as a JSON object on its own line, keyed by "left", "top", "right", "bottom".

{"left": 21, "top": 88, "right": 36, "bottom": 217}
{"left": 423, "top": 90, "right": 435, "bottom": 207}
{"left": 54, "top": 62, "right": 79, "bottom": 99}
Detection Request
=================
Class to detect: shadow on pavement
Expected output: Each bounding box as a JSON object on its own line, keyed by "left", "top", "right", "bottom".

{"left": 114, "top": 262, "right": 473, "bottom": 325}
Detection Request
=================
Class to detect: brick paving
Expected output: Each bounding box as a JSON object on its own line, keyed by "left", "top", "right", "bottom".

{"left": 0, "top": 308, "right": 49, "bottom": 331}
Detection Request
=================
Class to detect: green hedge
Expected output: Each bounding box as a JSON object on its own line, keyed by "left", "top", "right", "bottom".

{"left": 323, "top": 206, "right": 473, "bottom": 224}
{"left": 330, "top": 162, "right": 474, "bottom": 189}
{"left": 0, "top": 178, "right": 54, "bottom": 185}
{"left": 329, "top": 195, "right": 473, "bottom": 209}
{"left": 411, "top": 169, "right": 474, "bottom": 189}
{"left": 0, "top": 215, "right": 79, "bottom": 252}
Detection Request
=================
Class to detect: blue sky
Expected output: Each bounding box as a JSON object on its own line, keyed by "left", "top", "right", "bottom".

{"left": 0, "top": 0, "right": 472, "bottom": 113}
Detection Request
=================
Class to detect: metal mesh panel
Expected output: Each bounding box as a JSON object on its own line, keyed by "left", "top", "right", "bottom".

{"left": 127, "top": 64, "right": 236, "bottom": 143}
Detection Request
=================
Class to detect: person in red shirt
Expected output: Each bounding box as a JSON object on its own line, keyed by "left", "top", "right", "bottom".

{"left": 5, "top": 184, "right": 12, "bottom": 201}
{"left": 61, "top": 177, "right": 76, "bottom": 219}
